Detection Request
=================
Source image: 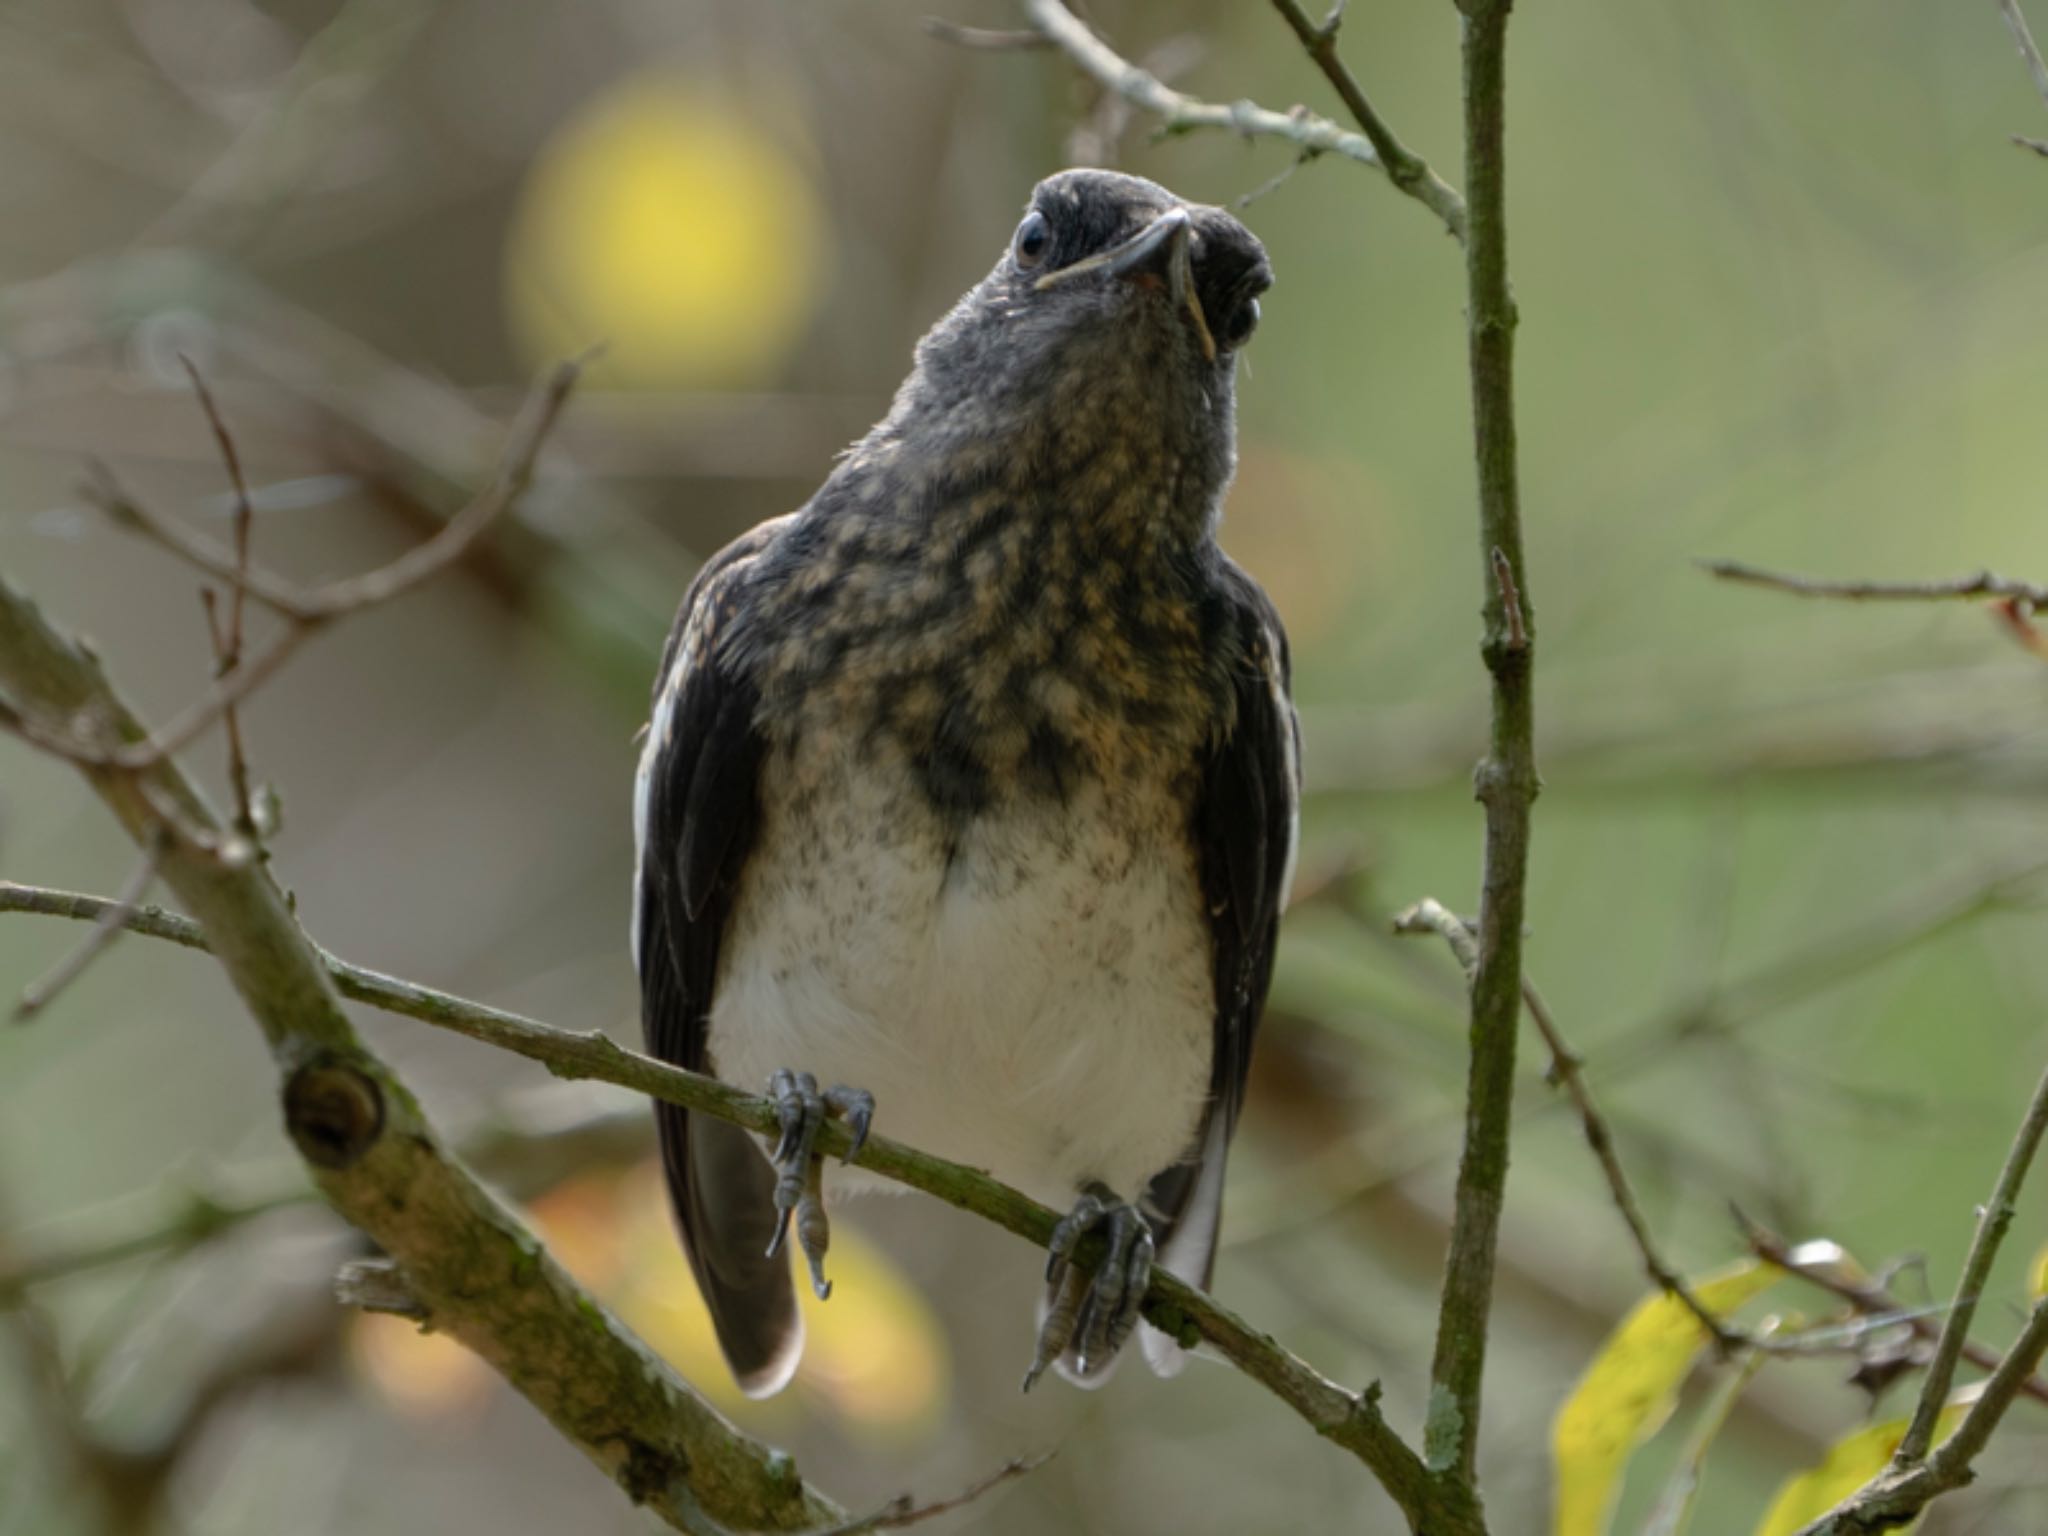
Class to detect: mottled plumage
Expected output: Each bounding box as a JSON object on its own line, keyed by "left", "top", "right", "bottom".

{"left": 634, "top": 169, "right": 1298, "bottom": 1396}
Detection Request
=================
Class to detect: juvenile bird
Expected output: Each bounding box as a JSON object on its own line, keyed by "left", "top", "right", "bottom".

{"left": 633, "top": 168, "right": 1298, "bottom": 1394}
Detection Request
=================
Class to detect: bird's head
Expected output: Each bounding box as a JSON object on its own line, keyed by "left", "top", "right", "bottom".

{"left": 883, "top": 170, "right": 1273, "bottom": 535}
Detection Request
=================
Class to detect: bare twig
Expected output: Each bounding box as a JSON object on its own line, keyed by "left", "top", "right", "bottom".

{"left": 182, "top": 357, "right": 261, "bottom": 834}
{"left": 1013, "top": 0, "right": 1468, "bottom": 242}
{"left": 11, "top": 830, "right": 167, "bottom": 1023}
{"left": 2001, "top": 0, "right": 2048, "bottom": 108}
{"left": 1702, "top": 560, "right": 2048, "bottom": 609}
{"left": 1264, "top": 0, "right": 1468, "bottom": 239}
{"left": 1895, "top": 1057, "right": 2048, "bottom": 1461}
{"left": 1739, "top": 1215, "right": 2048, "bottom": 1409}
{"left": 803, "top": 1453, "right": 1054, "bottom": 1536}
{"left": 1393, "top": 899, "right": 1742, "bottom": 1351}
{"left": 919, "top": 17, "right": 1050, "bottom": 50}
{"left": 29, "top": 359, "right": 582, "bottom": 774}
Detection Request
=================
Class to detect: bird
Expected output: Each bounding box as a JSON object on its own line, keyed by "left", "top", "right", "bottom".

{"left": 632, "top": 167, "right": 1298, "bottom": 1397}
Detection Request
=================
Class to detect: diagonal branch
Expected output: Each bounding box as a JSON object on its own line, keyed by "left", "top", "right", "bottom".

{"left": 0, "top": 872, "right": 1456, "bottom": 1529}
{"left": 1392, "top": 899, "right": 1741, "bottom": 1351}
{"left": 1264, "top": 0, "right": 1467, "bottom": 239}
{"left": 1789, "top": 1055, "right": 2048, "bottom": 1534}
{"left": 0, "top": 579, "right": 845, "bottom": 1533}
{"left": 1009, "top": 0, "right": 1467, "bottom": 242}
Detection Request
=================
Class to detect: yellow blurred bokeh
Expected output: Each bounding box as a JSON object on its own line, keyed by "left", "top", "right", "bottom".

{"left": 506, "top": 69, "right": 827, "bottom": 389}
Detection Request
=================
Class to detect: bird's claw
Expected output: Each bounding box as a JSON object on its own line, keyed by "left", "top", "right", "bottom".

{"left": 1023, "top": 1182, "right": 1154, "bottom": 1391}
{"left": 763, "top": 1069, "right": 874, "bottom": 1300}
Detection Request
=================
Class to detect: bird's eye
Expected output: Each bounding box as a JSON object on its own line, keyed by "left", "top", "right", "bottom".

{"left": 1221, "top": 296, "right": 1261, "bottom": 348}
{"left": 1012, "top": 211, "right": 1052, "bottom": 270}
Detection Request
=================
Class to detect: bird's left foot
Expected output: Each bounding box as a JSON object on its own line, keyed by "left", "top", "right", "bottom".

{"left": 764, "top": 1069, "right": 874, "bottom": 1300}
{"left": 1024, "top": 1182, "right": 1155, "bottom": 1391}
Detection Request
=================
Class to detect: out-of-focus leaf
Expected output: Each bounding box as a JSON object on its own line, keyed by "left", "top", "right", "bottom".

{"left": 1553, "top": 1260, "right": 1783, "bottom": 1536}
{"left": 1751, "top": 1397, "right": 1969, "bottom": 1536}
{"left": 1637, "top": 1335, "right": 1771, "bottom": 1536}
{"left": 2029, "top": 1240, "right": 2048, "bottom": 1302}
{"left": 506, "top": 67, "right": 826, "bottom": 389}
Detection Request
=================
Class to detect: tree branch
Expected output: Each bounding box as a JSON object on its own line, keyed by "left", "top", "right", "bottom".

{"left": 1011, "top": 0, "right": 1467, "bottom": 242}
{"left": 1790, "top": 1054, "right": 2048, "bottom": 1534}
{"left": 0, "top": 878, "right": 1455, "bottom": 1527}
{"left": 0, "top": 581, "right": 846, "bottom": 1532}
{"left": 1424, "top": 0, "right": 1534, "bottom": 1497}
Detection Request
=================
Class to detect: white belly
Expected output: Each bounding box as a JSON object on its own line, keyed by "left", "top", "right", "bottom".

{"left": 707, "top": 748, "right": 1214, "bottom": 1209}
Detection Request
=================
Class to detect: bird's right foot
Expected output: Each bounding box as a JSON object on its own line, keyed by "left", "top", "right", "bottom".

{"left": 764, "top": 1068, "right": 874, "bottom": 1301}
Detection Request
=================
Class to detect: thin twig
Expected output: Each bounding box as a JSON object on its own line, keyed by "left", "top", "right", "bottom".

{"left": 1264, "top": 0, "right": 1467, "bottom": 239}
{"left": 0, "top": 875, "right": 1450, "bottom": 1526}
{"left": 183, "top": 357, "right": 260, "bottom": 834}
{"left": 1739, "top": 1214, "right": 2048, "bottom": 1409}
{"left": 23, "top": 360, "right": 582, "bottom": 775}
{"left": 1012, "top": 0, "right": 1468, "bottom": 243}
{"left": 1392, "top": 899, "right": 1743, "bottom": 1351}
{"left": 1701, "top": 560, "right": 2048, "bottom": 609}
{"left": 803, "top": 1452, "right": 1054, "bottom": 1536}
{"left": 11, "top": 830, "right": 167, "bottom": 1023}
{"left": 1895, "top": 1056, "right": 2048, "bottom": 1462}
{"left": 919, "top": 16, "right": 1050, "bottom": 50}
{"left": 2001, "top": 0, "right": 2048, "bottom": 107}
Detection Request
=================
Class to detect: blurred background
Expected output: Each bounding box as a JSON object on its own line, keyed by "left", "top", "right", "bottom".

{"left": 3, "top": 0, "right": 2048, "bottom": 1531}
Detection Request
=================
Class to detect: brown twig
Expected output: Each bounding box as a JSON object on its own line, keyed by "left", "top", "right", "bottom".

{"left": 1392, "top": 899, "right": 1744, "bottom": 1352}
{"left": 11, "top": 829, "right": 168, "bottom": 1023}
{"left": 28, "top": 359, "right": 581, "bottom": 774}
{"left": 1264, "top": 0, "right": 1468, "bottom": 240}
{"left": 803, "top": 1453, "right": 1055, "bottom": 1535}
{"left": 181, "top": 357, "right": 261, "bottom": 835}
{"left": 1701, "top": 560, "right": 2048, "bottom": 609}
{"left": 1738, "top": 1214, "right": 2048, "bottom": 1409}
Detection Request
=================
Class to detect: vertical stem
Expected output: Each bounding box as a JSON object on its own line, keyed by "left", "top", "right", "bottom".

{"left": 1426, "top": 0, "right": 1535, "bottom": 1495}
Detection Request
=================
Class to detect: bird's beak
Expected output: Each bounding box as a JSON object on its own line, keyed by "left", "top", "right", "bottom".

{"left": 1034, "top": 207, "right": 1218, "bottom": 362}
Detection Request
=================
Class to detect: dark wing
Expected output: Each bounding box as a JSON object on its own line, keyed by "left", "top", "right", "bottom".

{"left": 1142, "top": 565, "right": 1298, "bottom": 1368}
{"left": 633, "top": 518, "right": 794, "bottom": 1397}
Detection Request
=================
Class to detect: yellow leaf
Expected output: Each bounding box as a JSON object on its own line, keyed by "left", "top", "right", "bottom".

{"left": 505, "top": 68, "right": 826, "bottom": 389}
{"left": 1553, "top": 1261, "right": 1782, "bottom": 1536}
{"left": 1752, "top": 1401, "right": 1968, "bottom": 1536}
{"left": 2029, "top": 1240, "right": 2048, "bottom": 1302}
